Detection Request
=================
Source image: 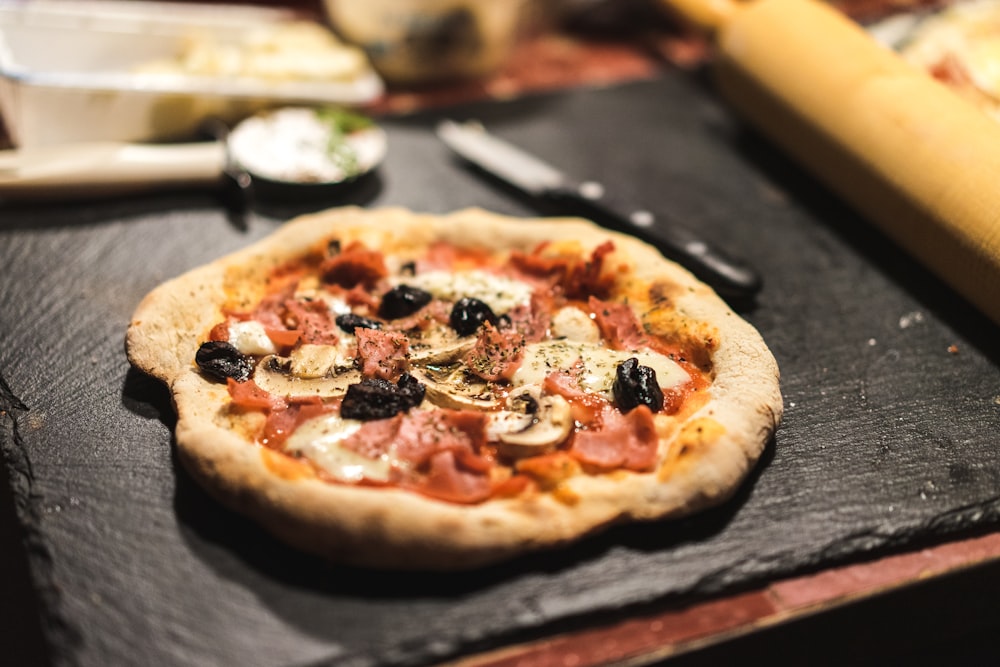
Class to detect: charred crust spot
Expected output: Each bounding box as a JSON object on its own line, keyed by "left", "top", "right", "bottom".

{"left": 648, "top": 280, "right": 684, "bottom": 308}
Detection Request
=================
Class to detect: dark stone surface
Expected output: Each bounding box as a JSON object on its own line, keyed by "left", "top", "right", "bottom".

{"left": 2, "top": 73, "right": 999, "bottom": 666}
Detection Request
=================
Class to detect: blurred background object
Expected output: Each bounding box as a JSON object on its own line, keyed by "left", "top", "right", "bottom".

{"left": 322, "top": 0, "right": 528, "bottom": 86}
{"left": 0, "top": 1, "right": 383, "bottom": 147}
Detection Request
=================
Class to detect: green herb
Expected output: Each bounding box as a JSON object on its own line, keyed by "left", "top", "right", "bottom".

{"left": 315, "top": 106, "right": 375, "bottom": 134}
{"left": 314, "top": 107, "right": 376, "bottom": 178}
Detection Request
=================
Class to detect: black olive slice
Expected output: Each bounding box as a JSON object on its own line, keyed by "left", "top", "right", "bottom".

{"left": 377, "top": 285, "right": 433, "bottom": 320}
{"left": 195, "top": 341, "right": 254, "bottom": 383}
{"left": 613, "top": 357, "right": 664, "bottom": 413}
{"left": 396, "top": 372, "right": 426, "bottom": 405}
{"left": 449, "top": 297, "right": 499, "bottom": 337}
{"left": 335, "top": 313, "right": 382, "bottom": 334}
{"left": 340, "top": 372, "right": 426, "bottom": 420}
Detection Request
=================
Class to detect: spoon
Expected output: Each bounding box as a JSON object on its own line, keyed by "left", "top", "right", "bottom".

{"left": 0, "top": 107, "right": 387, "bottom": 200}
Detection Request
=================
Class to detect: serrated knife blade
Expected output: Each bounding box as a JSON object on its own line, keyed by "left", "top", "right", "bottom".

{"left": 436, "top": 119, "right": 762, "bottom": 301}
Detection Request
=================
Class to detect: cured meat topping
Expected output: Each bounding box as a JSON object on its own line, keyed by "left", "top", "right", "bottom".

{"left": 465, "top": 322, "right": 525, "bottom": 382}
{"left": 355, "top": 328, "right": 410, "bottom": 380}
{"left": 320, "top": 241, "right": 388, "bottom": 288}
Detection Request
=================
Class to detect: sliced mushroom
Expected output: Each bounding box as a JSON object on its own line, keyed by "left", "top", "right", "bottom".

{"left": 254, "top": 355, "right": 361, "bottom": 398}
{"left": 288, "top": 343, "right": 355, "bottom": 378}
{"left": 408, "top": 329, "right": 476, "bottom": 364}
{"left": 490, "top": 390, "right": 573, "bottom": 459}
{"left": 407, "top": 363, "right": 500, "bottom": 411}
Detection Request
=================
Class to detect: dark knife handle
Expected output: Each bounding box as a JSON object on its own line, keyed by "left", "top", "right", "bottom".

{"left": 548, "top": 181, "right": 762, "bottom": 300}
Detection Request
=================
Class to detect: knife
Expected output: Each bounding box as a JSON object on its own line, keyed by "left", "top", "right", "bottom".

{"left": 436, "top": 119, "right": 762, "bottom": 300}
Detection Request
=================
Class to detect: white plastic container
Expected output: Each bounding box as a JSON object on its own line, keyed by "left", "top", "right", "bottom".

{"left": 0, "top": 1, "right": 384, "bottom": 147}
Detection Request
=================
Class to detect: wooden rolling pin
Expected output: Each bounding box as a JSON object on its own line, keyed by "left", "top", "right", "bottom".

{"left": 664, "top": 0, "right": 1000, "bottom": 327}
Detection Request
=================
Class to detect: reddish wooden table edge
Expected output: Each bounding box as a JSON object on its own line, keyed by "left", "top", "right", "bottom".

{"left": 442, "top": 532, "right": 1000, "bottom": 667}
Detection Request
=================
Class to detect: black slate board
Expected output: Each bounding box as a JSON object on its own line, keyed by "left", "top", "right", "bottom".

{"left": 2, "top": 73, "right": 1000, "bottom": 667}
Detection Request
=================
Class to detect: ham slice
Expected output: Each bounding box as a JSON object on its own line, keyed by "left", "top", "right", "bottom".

{"left": 507, "top": 240, "right": 616, "bottom": 299}
{"left": 260, "top": 397, "right": 332, "bottom": 449}
{"left": 355, "top": 328, "right": 410, "bottom": 381}
{"left": 284, "top": 299, "right": 339, "bottom": 345}
{"left": 589, "top": 296, "right": 648, "bottom": 351}
{"left": 505, "top": 290, "right": 553, "bottom": 343}
{"left": 228, "top": 378, "right": 284, "bottom": 411}
{"left": 320, "top": 241, "right": 388, "bottom": 288}
{"left": 419, "top": 450, "right": 494, "bottom": 504}
{"left": 392, "top": 409, "right": 488, "bottom": 467}
{"left": 569, "top": 405, "right": 659, "bottom": 472}
{"left": 394, "top": 410, "right": 494, "bottom": 504}
{"left": 543, "top": 369, "right": 609, "bottom": 427}
{"left": 341, "top": 415, "right": 403, "bottom": 459}
{"left": 465, "top": 322, "right": 525, "bottom": 381}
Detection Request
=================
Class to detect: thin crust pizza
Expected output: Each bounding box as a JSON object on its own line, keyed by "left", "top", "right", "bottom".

{"left": 126, "top": 207, "right": 782, "bottom": 569}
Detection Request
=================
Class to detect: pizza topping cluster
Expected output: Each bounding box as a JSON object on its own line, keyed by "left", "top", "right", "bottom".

{"left": 198, "top": 237, "right": 709, "bottom": 504}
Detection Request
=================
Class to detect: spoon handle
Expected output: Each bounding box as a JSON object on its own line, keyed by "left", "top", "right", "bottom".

{"left": 0, "top": 142, "right": 226, "bottom": 198}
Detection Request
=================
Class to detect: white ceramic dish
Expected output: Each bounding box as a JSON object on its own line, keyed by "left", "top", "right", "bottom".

{"left": 0, "top": 1, "right": 384, "bottom": 147}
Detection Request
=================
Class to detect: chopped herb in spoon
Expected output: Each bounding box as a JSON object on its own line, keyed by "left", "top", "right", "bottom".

{"left": 315, "top": 107, "right": 375, "bottom": 178}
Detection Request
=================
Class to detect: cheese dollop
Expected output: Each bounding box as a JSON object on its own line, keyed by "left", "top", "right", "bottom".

{"left": 400, "top": 270, "right": 532, "bottom": 314}
{"left": 284, "top": 415, "right": 390, "bottom": 482}
{"left": 229, "top": 320, "right": 278, "bottom": 356}
{"left": 511, "top": 340, "right": 689, "bottom": 400}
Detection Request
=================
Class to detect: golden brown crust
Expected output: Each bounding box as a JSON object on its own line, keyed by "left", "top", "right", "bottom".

{"left": 126, "top": 206, "right": 782, "bottom": 569}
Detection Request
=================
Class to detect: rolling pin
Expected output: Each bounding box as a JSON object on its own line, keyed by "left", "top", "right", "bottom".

{"left": 663, "top": 0, "right": 1000, "bottom": 327}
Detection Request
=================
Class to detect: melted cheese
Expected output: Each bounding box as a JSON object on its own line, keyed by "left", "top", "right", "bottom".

{"left": 283, "top": 414, "right": 390, "bottom": 482}
{"left": 229, "top": 320, "right": 277, "bottom": 356}
{"left": 320, "top": 293, "right": 354, "bottom": 316}
{"left": 511, "top": 340, "right": 689, "bottom": 400}
{"left": 401, "top": 270, "right": 532, "bottom": 313}
{"left": 550, "top": 306, "right": 601, "bottom": 343}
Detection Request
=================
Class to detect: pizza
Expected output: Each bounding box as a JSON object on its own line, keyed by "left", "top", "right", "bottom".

{"left": 126, "top": 207, "right": 782, "bottom": 569}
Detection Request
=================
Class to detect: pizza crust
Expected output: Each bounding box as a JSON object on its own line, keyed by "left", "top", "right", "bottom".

{"left": 127, "top": 206, "right": 782, "bottom": 569}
